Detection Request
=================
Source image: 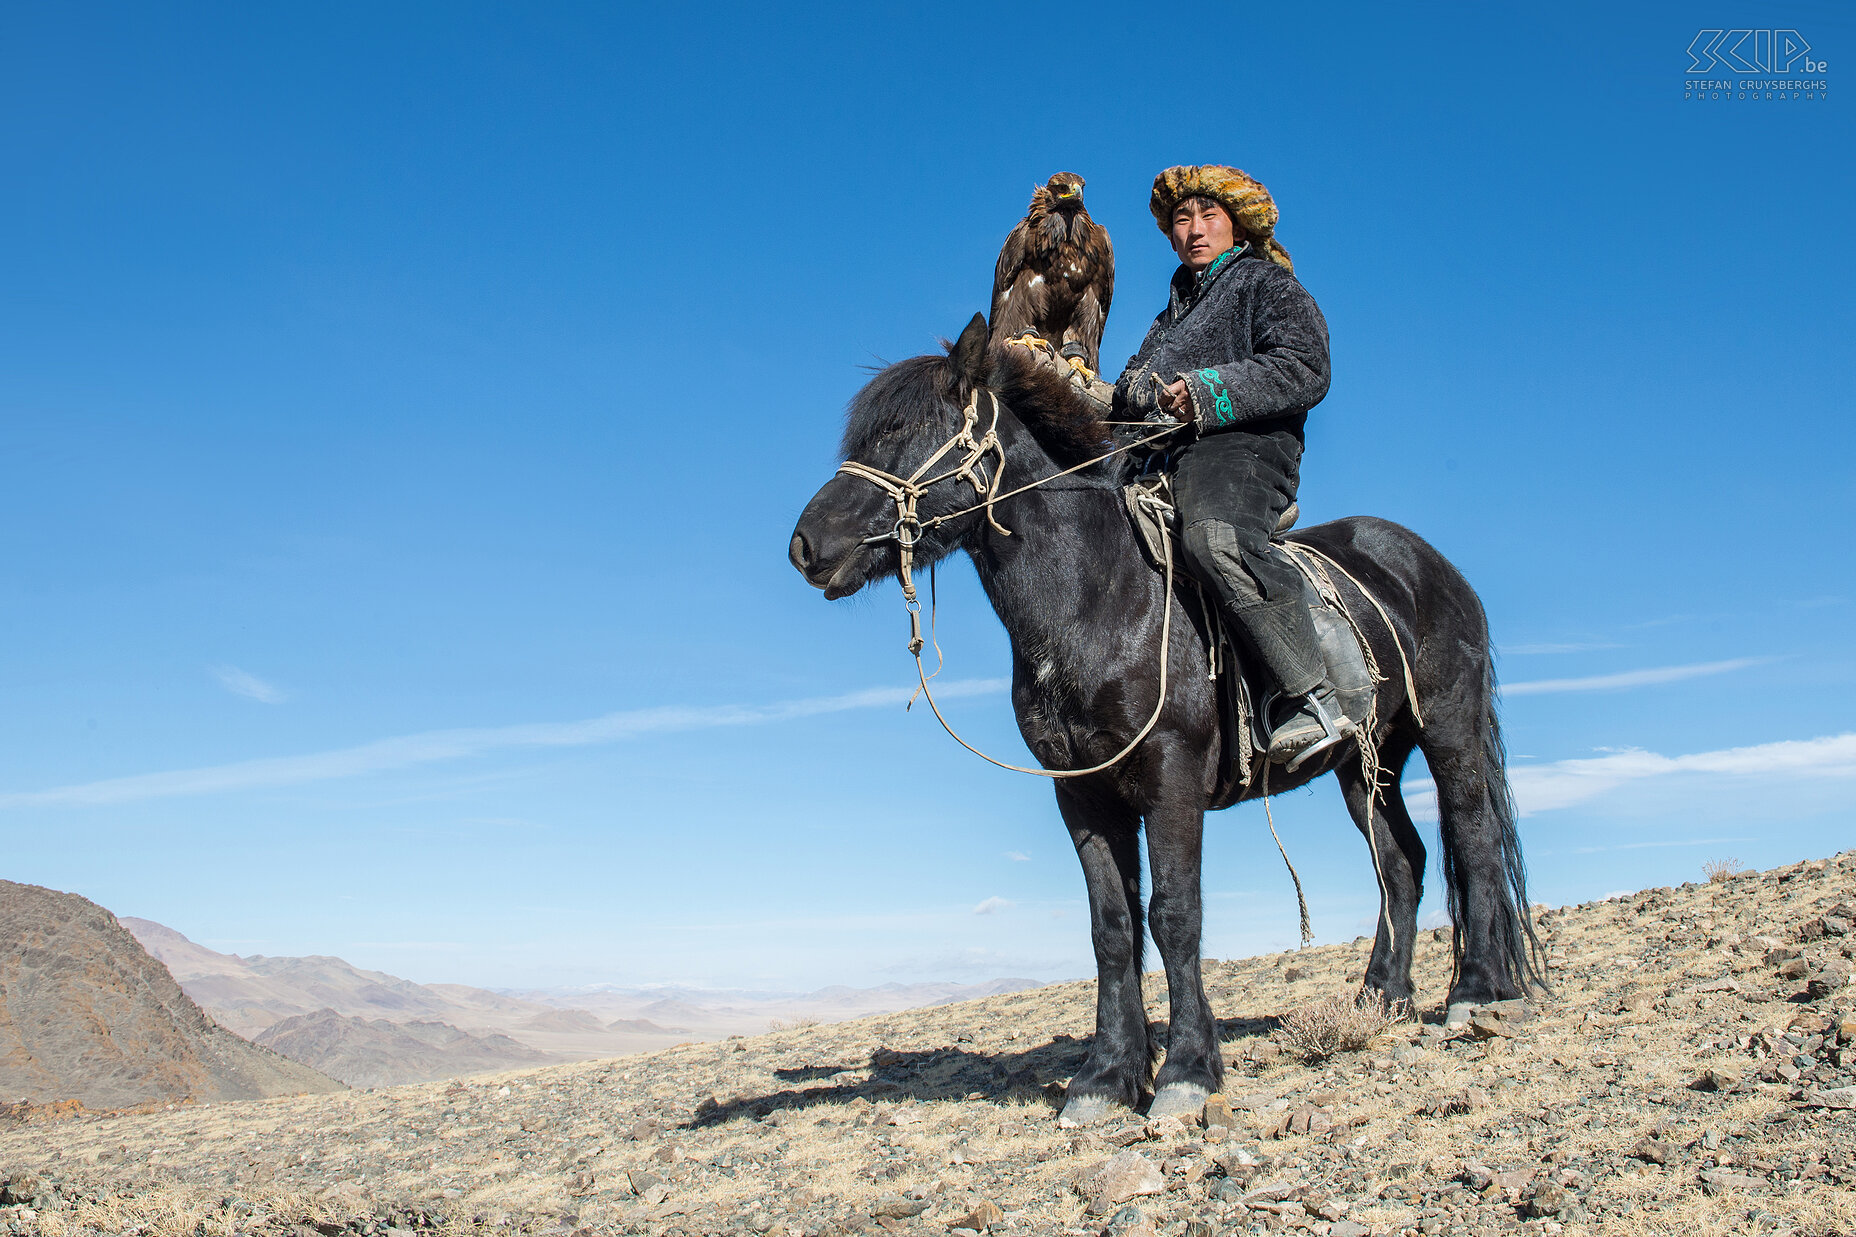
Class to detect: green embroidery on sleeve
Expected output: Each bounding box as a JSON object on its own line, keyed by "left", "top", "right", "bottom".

{"left": 1196, "top": 367, "right": 1236, "bottom": 424}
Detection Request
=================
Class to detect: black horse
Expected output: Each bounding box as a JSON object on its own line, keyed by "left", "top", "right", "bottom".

{"left": 789, "top": 314, "right": 1541, "bottom": 1124}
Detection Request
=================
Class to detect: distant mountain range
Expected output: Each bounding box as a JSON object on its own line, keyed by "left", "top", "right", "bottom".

{"left": 120, "top": 918, "right": 690, "bottom": 1065}
{"left": 500, "top": 978, "right": 1048, "bottom": 1034}
{"left": 120, "top": 917, "right": 1043, "bottom": 1086}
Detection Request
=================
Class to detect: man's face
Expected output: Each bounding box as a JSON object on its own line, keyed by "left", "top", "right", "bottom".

{"left": 1170, "top": 198, "right": 1236, "bottom": 271}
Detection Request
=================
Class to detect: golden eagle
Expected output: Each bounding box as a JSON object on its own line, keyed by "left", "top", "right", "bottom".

{"left": 988, "top": 172, "right": 1115, "bottom": 374}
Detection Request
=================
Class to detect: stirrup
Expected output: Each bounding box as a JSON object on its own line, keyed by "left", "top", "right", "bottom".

{"left": 1276, "top": 690, "right": 1353, "bottom": 773}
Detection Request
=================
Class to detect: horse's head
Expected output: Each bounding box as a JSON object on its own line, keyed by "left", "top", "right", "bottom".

{"left": 789, "top": 314, "right": 1110, "bottom": 600}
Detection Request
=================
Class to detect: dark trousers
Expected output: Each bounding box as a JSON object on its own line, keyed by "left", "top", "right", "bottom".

{"left": 1172, "top": 429, "right": 1325, "bottom": 698}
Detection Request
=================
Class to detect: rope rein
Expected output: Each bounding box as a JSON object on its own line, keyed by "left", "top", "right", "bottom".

{"left": 835, "top": 389, "right": 1185, "bottom": 777}
{"left": 908, "top": 488, "right": 1179, "bottom": 779}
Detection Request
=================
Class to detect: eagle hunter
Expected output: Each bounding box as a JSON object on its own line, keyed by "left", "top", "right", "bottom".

{"left": 988, "top": 172, "right": 1115, "bottom": 374}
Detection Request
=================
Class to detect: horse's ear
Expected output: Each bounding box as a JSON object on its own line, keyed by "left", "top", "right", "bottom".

{"left": 950, "top": 312, "right": 989, "bottom": 387}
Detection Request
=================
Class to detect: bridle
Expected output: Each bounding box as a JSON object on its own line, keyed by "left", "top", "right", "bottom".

{"left": 833, "top": 385, "right": 1186, "bottom": 779}
{"left": 835, "top": 387, "right": 1011, "bottom": 621}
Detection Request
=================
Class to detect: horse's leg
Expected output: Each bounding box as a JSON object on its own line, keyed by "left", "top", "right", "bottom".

{"left": 1055, "top": 782, "right": 1150, "bottom": 1125}
{"left": 1334, "top": 727, "right": 1424, "bottom": 1006}
{"left": 1143, "top": 787, "right": 1222, "bottom": 1118}
{"left": 1419, "top": 660, "right": 1539, "bottom": 1021}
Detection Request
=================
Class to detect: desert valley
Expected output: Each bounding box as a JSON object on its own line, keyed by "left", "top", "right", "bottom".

{"left": 2, "top": 853, "right": 1853, "bottom": 1237}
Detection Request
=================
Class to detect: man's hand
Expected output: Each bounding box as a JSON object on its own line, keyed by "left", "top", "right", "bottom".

{"left": 1160, "top": 379, "right": 1195, "bottom": 422}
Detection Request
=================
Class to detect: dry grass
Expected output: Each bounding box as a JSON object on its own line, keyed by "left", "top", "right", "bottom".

{"left": 1275, "top": 991, "right": 1407, "bottom": 1063}
{"left": 1703, "top": 857, "right": 1746, "bottom": 883}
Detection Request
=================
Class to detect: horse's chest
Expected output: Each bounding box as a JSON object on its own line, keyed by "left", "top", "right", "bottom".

{"left": 1012, "top": 664, "right": 1117, "bottom": 765}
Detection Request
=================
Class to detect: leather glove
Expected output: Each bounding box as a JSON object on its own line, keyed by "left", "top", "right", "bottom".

{"left": 1118, "top": 373, "right": 1161, "bottom": 420}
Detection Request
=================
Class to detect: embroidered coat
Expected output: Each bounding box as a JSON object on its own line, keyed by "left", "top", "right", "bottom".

{"left": 1113, "top": 243, "right": 1330, "bottom": 437}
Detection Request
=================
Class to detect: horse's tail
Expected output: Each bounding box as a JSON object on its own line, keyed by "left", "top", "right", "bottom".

{"left": 1446, "top": 654, "right": 1549, "bottom": 997}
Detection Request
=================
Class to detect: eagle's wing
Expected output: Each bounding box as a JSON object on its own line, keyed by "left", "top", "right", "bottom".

{"left": 1088, "top": 219, "right": 1114, "bottom": 328}
{"left": 1067, "top": 220, "right": 1115, "bottom": 370}
{"left": 989, "top": 219, "right": 1035, "bottom": 339}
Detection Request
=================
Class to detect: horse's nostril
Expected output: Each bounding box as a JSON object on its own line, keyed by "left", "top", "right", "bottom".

{"left": 789, "top": 531, "right": 813, "bottom": 573}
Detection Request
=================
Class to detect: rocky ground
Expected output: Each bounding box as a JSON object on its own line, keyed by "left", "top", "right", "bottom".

{"left": 4, "top": 852, "right": 1854, "bottom": 1237}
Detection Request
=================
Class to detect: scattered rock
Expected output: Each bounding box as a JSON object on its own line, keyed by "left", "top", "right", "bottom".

{"left": 1800, "top": 1086, "right": 1856, "bottom": 1110}
{"left": 1522, "top": 1179, "right": 1574, "bottom": 1217}
{"left": 1700, "top": 1168, "right": 1767, "bottom": 1194}
{"left": 870, "top": 1194, "right": 929, "bottom": 1219}
{"left": 946, "top": 1199, "right": 1003, "bottom": 1230}
{"left": 1089, "top": 1150, "right": 1165, "bottom": 1213}
{"left": 1806, "top": 960, "right": 1851, "bottom": 1000}
{"left": 1099, "top": 1203, "right": 1151, "bottom": 1234}
{"left": 1690, "top": 1063, "right": 1744, "bottom": 1091}
{"left": 1282, "top": 1105, "right": 1331, "bottom": 1136}
{"left": 1631, "top": 1136, "right": 1674, "bottom": 1164}
{"left": 1201, "top": 1093, "right": 1237, "bottom": 1129}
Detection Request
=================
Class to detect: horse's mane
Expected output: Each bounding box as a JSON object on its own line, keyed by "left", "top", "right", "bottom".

{"left": 841, "top": 342, "right": 1115, "bottom": 473}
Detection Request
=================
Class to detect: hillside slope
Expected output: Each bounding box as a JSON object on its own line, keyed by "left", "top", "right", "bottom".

{"left": 4, "top": 853, "right": 1852, "bottom": 1237}
{"left": 119, "top": 918, "right": 692, "bottom": 1067}
{"left": 252, "top": 1011, "right": 549, "bottom": 1088}
{"left": 0, "top": 881, "right": 341, "bottom": 1110}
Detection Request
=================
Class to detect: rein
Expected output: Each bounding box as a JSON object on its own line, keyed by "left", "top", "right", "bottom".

{"left": 836, "top": 390, "right": 1185, "bottom": 778}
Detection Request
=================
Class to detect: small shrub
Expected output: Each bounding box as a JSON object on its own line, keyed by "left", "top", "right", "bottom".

{"left": 1276, "top": 991, "right": 1408, "bottom": 1063}
{"left": 1703, "top": 858, "right": 1745, "bottom": 884}
{"left": 767, "top": 1015, "right": 820, "bottom": 1032}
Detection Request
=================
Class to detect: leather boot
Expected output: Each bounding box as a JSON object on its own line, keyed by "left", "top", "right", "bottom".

{"left": 1230, "top": 599, "right": 1350, "bottom": 767}
{"left": 1231, "top": 599, "right": 1326, "bottom": 699}
{"left": 1269, "top": 683, "right": 1355, "bottom": 770}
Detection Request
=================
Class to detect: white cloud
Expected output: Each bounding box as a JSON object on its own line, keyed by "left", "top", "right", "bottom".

{"left": 1500, "top": 641, "right": 1624, "bottom": 655}
{"left": 211, "top": 664, "right": 287, "bottom": 704}
{"left": 1510, "top": 733, "right": 1856, "bottom": 814}
{"left": 0, "top": 678, "right": 1011, "bottom": 809}
{"left": 1003, "top": 850, "right": 1030, "bottom": 862}
{"left": 972, "top": 896, "right": 1013, "bottom": 915}
{"left": 1503, "top": 658, "right": 1765, "bottom": 696}
{"left": 1573, "top": 836, "right": 1755, "bottom": 855}
{"left": 1403, "top": 732, "right": 1856, "bottom": 820}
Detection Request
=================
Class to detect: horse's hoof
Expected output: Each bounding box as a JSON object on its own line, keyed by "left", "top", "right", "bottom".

{"left": 1146, "top": 1083, "right": 1212, "bottom": 1120}
{"left": 1443, "top": 1002, "right": 1475, "bottom": 1028}
{"left": 1057, "top": 1095, "right": 1129, "bottom": 1128}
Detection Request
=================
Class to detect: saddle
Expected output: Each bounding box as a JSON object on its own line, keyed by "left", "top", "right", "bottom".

{"left": 1123, "top": 473, "right": 1376, "bottom": 808}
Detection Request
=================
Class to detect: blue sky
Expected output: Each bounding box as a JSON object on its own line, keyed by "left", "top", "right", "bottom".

{"left": 2, "top": 3, "right": 1851, "bottom": 992}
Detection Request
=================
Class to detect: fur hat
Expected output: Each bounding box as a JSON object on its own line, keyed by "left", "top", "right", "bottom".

{"left": 1149, "top": 165, "right": 1294, "bottom": 271}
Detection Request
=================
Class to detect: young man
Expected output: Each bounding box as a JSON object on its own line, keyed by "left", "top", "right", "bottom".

{"left": 1113, "top": 165, "right": 1345, "bottom": 766}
